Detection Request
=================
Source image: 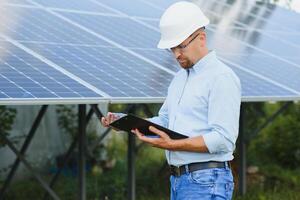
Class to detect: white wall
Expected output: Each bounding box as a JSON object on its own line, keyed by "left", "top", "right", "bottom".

{"left": 0, "top": 103, "right": 108, "bottom": 181}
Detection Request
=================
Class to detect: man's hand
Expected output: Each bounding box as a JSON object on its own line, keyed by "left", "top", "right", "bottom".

{"left": 131, "top": 126, "right": 174, "bottom": 150}
{"left": 101, "top": 112, "right": 119, "bottom": 127}
{"left": 132, "top": 126, "right": 209, "bottom": 153}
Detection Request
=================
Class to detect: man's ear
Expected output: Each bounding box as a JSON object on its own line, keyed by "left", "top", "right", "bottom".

{"left": 198, "top": 31, "right": 206, "bottom": 47}
{"left": 199, "top": 31, "right": 206, "bottom": 41}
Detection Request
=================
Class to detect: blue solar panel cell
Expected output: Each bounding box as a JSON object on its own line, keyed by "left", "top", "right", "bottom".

{"left": 131, "top": 49, "right": 179, "bottom": 72}
{"left": 210, "top": 27, "right": 300, "bottom": 59}
{"left": 2, "top": 0, "right": 32, "bottom": 6}
{"left": 20, "top": 43, "right": 173, "bottom": 97}
{"left": 224, "top": 62, "right": 298, "bottom": 98}
{"left": 220, "top": 54, "right": 300, "bottom": 94}
{"left": 0, "top": 6, "right": 111, "bottom": 46}
{"left": 197, "top": 6, "right": 298, "bottom": 56}
{"left": 260, "top": 32, "right": 300, "bottom": 46}
{"left": 139, "top": 19, "right": 159, "bottom": 29}
{"left": 60, "top": 12, "right": 160, "bottom": 48}
{"left": 0, "top": 41, "right": 101, "bottom": 99}
{"left": 37, "top": 0, "right": 114, "bottom": 13}
{"left": 90, "top": 0, "right": 164, "bottom": 18}
{"left": 197, "top": 0, "right": 296, "bottom": 32}
{"left": 237, "top": 2, "right": 300, "bottom": 32}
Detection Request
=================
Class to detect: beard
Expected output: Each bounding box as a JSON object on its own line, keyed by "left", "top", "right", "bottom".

{"left": 177, "top": 56, "right": 194, "bottom": 69}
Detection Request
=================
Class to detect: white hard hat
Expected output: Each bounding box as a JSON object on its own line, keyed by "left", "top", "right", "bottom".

{"left": 157, "top": 1, "right": 209, "bottom": 49}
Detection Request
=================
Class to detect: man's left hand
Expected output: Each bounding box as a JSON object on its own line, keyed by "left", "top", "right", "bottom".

{"left": 131, "top": 126, "right": 174, "bottom": 150}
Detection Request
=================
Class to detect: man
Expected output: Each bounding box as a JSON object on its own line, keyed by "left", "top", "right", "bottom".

{"left": 101, "top": 1, "right": 241, "bottom": 199}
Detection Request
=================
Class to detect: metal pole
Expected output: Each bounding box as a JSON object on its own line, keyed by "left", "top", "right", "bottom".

{"left": 78, "top": 104, "right": 86, "bottom": 200}
{"left": 248, "top": 102, "right": 291, "bottom": 141}
{"left": 125, "top": 105, "right": 136, "bottom": 200}
{"left": 238, "top": 103, "right": 246, "bottom": 195}
{"left": 44, "top": 106, "right": 94, "bottom": 200}
{"left": 0, "top": 105, "right": 48, "bottom": 199}
{"left": 127, "top": 132, "right": 136, "bottom": 200}
{"left": 0, "top": 134, "right": 60, "bottom": 200}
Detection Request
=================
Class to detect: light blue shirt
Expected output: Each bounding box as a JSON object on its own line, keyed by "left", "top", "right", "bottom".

{"left": 149, "top": 51, "right": 241, "bottom": 166}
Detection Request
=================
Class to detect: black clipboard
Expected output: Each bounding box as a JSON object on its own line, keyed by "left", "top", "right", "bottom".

{"left": 109, "top": 114, "right": 188, "bottom": 140}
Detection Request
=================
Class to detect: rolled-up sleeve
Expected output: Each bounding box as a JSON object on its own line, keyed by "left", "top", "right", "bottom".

{"left": 203, "top": 73, "right": 241, "bottom": 154}
{"left": 147, "top": 99, "right": 169, "bottom": 128}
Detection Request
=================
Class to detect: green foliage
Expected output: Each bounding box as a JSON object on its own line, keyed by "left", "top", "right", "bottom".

{"left": 3, "top": 102, "right": 300, "bottom": 199}
{"left": 0, "top": 106, "right": 17, "bottom": 147}
{"left": 3, "top": 130, "right": 300, "bottom": 199}
{"left": 249, "top": 102, "right": 300, "bottom": 169}
{"left": 135, "top": 144, "right": 168, "bottom": 199}
{"left": 56, "top": 105, "right": 77, "bottom": 139}
{"left": 260, "top": 164, "right": 300, "bottom": 188}
{"left": 233, "top": 185, "right": 300, "bottom": 200}
{"left": 243, "top": 102, "right": 266, "bottom": 141}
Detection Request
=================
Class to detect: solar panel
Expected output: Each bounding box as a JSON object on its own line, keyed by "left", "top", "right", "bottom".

{"left": 89, "top": 0, "right": 164, "bottom": 18}
{"left": 59, "top": 12, "right": 160, "bottom": 48}
{"left": 0, "top": 6, "right": 111, "bottom": 45}
{"left": 0, "top": 0, "right": 299, "bottom": 105}
{"left": 260, "top": 31, "right": 300, "bottom": 46}
{"left": 1, "top": 0, "right": 33, "bottom": 6}
{"left": 37, "top": 0, "right": 115, "bottom": 14}
{"left": 223, "top": 62, "right": 298, "bottom": 101}
{"left": 55, "top": 6, "right": 300, "bottom": 96}
{"left": 21, "top": 43, "right": 173, "bottom": 97}
{"left": 196, "top": 0, "right": 298, "bottom": 32}
{"left": 196, "top": 3, "right": 300, "bottom": 50}
{"left": 131, "top": 48, "right": 180, "bottom": 72}
{"left": 0, "top": 41, "right": 102, "bottom": 103}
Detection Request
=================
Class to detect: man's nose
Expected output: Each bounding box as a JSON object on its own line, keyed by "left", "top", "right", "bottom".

{"left": 172, "top": 48, "right": 181, "bottom": 59}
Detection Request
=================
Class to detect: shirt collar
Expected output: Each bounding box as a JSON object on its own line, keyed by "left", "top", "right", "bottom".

{"left": 189, "top": 50, "right": 216, "bottom": 74}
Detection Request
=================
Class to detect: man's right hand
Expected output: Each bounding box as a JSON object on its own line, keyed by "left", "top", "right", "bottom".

{"left": 101, "top": 112, "right": 119, "bottom": 127}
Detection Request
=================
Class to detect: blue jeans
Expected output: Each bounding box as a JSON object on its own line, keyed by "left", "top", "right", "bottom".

{"left": 170, "top": 166, "right": 234, "bottom": 200}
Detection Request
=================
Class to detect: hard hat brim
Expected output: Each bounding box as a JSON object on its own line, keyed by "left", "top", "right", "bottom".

{"left": 157, "top": 19, "right": 209, "bottom": 49}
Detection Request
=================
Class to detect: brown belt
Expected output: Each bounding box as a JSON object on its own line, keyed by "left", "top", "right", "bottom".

{"left": 170, "top": 161, "right": 229, "bottom": 177}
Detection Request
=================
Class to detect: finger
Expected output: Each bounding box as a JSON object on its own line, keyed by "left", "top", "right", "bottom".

{"left": 133, "top": 129, "right": 157, "bottom": 144}
{"left": 109, "top": 113, "right": 118, "bottom": 123}
{"left": 112, "top": 114, "right": 118, "bottom": 121}
{"left": 131, "top": 129, "right": 143, "bottom": 138}
{"left": 107, "top": 112, "right": 113, "bottom": 123}
{"left": 149, "top": 126, "right": 169, "bottom": 138}
{"left": 101, "top": 117, "right": 108, "bottom": 127}
{"left": 101, "top": 117, "right": 105, "bottom": 124}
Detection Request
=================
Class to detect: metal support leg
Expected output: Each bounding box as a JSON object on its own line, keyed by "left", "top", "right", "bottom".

{"left": 92, "top": 103, "right": 138, "bottom": 200}
{"left": 248, "top": 102, "right": 291, "bottom": 141}
{"left": 0, "top": 105, "right": 59, "bottom": 199}
{"left": 126, "top": 105, "right": 136, "bottom": 200}
{"left": 238, "top": 103, "right": 246, "bottom": 195}
{"left": 0, "top": 135, "right": 60, "bottom": 200}
{"left": 90, "top": 104, "right": 111, "bottom": 151}
{"left": 90, "top": 104, "right": 103, "bottom": 119}
{"left": 78, "top": 105, "right": 86, "bottom": 200}
{"left": 43, "top": 106, "right": 94, "bottom": 200}
{"left": 0, "top": 105, "right": 48, "bottom": 199}
{"left": 128, "top": 132, "right": 136, "bottom": 200}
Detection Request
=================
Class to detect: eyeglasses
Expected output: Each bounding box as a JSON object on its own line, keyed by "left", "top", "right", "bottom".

{"left": 171, "top": 33, "right": 200, "bottom": 52}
